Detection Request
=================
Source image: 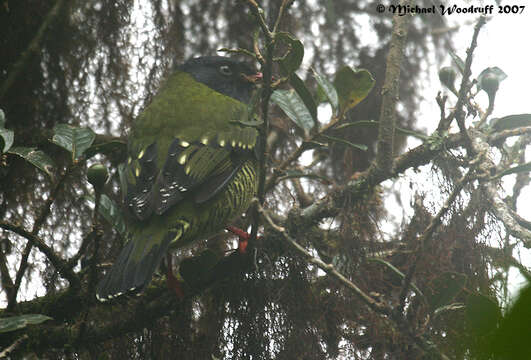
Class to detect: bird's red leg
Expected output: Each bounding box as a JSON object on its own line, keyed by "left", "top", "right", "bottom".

{"left": 226, "top": 226, "right": 250, "bottom": 254}
{"left": 165, "top": 254, "right": 184, "bottom": 298}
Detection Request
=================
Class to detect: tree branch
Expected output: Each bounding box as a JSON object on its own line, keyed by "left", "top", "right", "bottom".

{"left": 473, "top": 133, "right": 531, "bottom": 246}
{"left": 0, "top": 221, "right": 80, "bottom": 293}
{"left": 452, "top": 16, "right": 487, "bottom": 155}
{"left": 373, "top": 0, "right": 412, "bottom": 175}
{"left": 0, "top": 334, "right": 28, "bottom": 358}
{"left": 300, "top": 132, "right": 466, "bottom": 225}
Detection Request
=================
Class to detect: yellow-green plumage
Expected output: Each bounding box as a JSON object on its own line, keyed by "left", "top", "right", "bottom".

{"left": 97, "top": 57, "right": 259, "bottom": 301}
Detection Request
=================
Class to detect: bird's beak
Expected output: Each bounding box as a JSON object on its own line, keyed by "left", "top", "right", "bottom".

{"left": 242, "top": 72, "right": 263, "bottom": 84}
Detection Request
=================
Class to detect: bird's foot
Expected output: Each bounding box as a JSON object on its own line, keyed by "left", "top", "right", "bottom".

{"left": 226, "top": 226, "right": 251, "bottom": 254}
{"left": 165, "top": 255, "right": 184, "bottom": 299}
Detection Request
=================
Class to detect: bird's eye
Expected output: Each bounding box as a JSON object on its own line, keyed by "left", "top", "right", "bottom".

{"left": 219, "top": 65, "right": 233, "bottom": 76}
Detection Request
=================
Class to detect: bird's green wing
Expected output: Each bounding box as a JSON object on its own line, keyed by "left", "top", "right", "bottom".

{"left": 123, "top": 71, "right": 258, "bottom": 221}
{"left": 124, "top": 126, "right": 258, "bottom": 220}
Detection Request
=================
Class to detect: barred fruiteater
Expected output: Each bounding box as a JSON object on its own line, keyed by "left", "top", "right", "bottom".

{"left": 96, "top": 56, "right": 261, "bottom": 301}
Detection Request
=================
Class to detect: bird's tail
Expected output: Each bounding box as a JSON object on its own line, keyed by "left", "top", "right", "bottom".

{"left": 96, "top": 219, "right": 190, "bottom": 302}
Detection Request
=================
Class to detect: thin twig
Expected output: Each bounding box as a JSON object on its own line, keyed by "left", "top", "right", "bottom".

{"left": 246, "top": 0, "right": 273, "bottom": 42}
{"left": 252, "top": 30, "right": 265, "bottom": 65}
{"left": 452, "top": 16, "right": 487, "bottom": 155}
{"left": 475, "top": 93, "right": 495, "bottom": 128}
{"left": 272, "top": 0, "right": 294, "bottom": 33}
{"left": 435, "top": 93, "right": 457, "bottom": 133}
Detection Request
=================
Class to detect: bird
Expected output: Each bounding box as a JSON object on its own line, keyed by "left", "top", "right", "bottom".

{"left": 96, "top": 56, "right": 261, "bottom": 301}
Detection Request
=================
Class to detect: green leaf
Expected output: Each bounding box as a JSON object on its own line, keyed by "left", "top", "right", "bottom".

{"left": 466, "top": 293, "right": 501, "bottom": 336}
{"left": 0, "top": 128, "right": 14, "bottom": 153}
{"left": 289, "top": 73, "right": 317, "bottom": 124}
{"left": 276, "top": 32, "right": 304, "bottom": 75}
{"left": 368, "top": 258, "right": 423, "bottom": 296}
{"left": 494, "top": 161, "right": 531, "bottom": 179}
{"left": 8, "top": 147, "right": 55, "bottom": 178}
{"left": 0, "top": 314, "right": 52, "bottom": 333}
{"left": 490, "top": 114, "right": 531, "bottom": 132}
{"left": 319, "top": 134, "right": 367, "bottom": 151}
{"left": 333, "top": 66, "right": 375, "bottom": 115}
{"left": 449, "top": 50, "right": 465, "bottom": 75}
{"left": 313, "top": 69, "right": 339, "bottom": 112}
{"left": 426, "top": 272, "right": 467, "bottom": 310}
{"left": 85, "top": 194, "right": 126, "bottom": 236}
{"left": 271, "top": 89, "right": 315, "bottom": 135}
{"left": 52, "top": 124, "right": 96, "bottom": 162}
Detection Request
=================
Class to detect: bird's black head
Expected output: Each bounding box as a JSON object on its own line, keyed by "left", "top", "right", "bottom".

{"left": 179, "top": 56, "right": 261, "bottom": 104}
